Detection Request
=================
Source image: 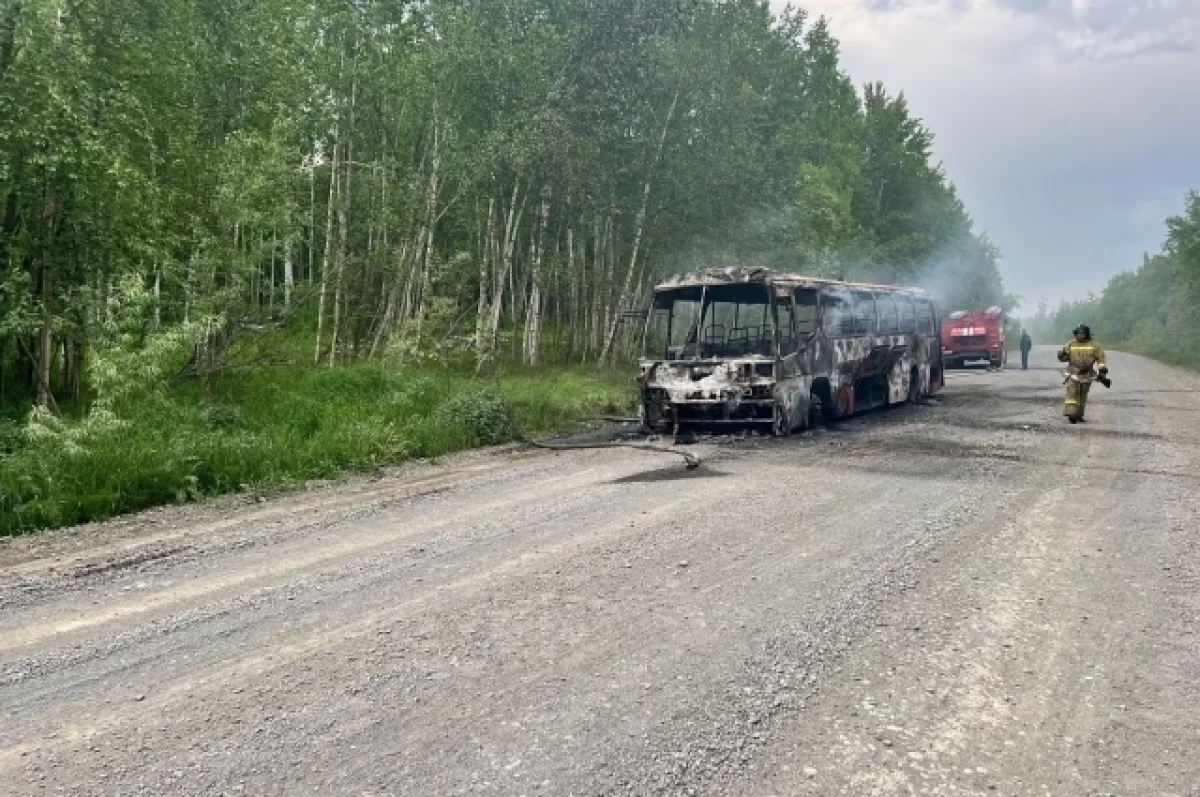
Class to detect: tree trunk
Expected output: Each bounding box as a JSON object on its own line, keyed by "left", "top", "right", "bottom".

{"left": 413, "top": 104, "right": 442, "bottom": 350}
{"left": 586, "top": 213, "right": 606, "bottom": 360}
{"left": 184, "top": 244, "right": 197, "bottom": 324}
{"left": 70, "top": 319, "right": 85, "bottom": 402}
{"left": 551, "top": 232, "right": 562, "bottom": 363}
{"left": 267, "top": 232, "right": 277, "bottom": 313}
{"left": 329, "top": 65, "right": 357, "bottom": 367}
{"left": 600, "top": 91, "right": 679, "bottom": 366}
{"left": 283, "top": 235, "right": 294, "bottom": 309}
{"left": 367, "top": 244, "right": 401, "bottom": 359}
{"left": 37, "top": 314, "right": 53, "bottom": 408}
{"left": 566, "top": 220, "right": 579, "bottom": 358}
{"left": 314, "top": 133, "right": 339, "bottom": 364}
{"left": 153, "top": 266, "right": 162, "bottom": 330}
{"left": 308, "top": 151, "right": 316, "bottom": 284}
{"left": 484, "top": 180, "right": 527, "bottom": 360}
{"left": 475, "top": 197, "right": 496, "bottom": 352}
{"left": 601, "top": 213, "right": 614, "bottom": 353}
{"left": 37, "top": 193, "right": 55, "bottom": 409}
{"left": 523, "top": 187, "right": 551, "bottom": 365}
{"left": 368, "top": 239, "right": 410, "bottom": 358}
{"left": 329, "top": 153, "right": 349, "bottom": 367}
{"left": 365, "top": 160, "right": 388, "bottom": 349}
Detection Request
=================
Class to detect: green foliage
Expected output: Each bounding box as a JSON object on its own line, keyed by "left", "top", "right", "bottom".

{"left": 1, "top": 0, "right": 1007, "bottom": 396}
{"left": 87, "top": 275, "right": 224, "bottom": 412}
{"left": 1025, "top": 191, "right": 1200, "bottom": 369}
{"left": 0, "top": 0, "right": 1014, "bottom": 533}
{"left": 436, "top": 390, "right": 518, "bottom": 446}
{"left": 0, "top": 364, "right": 633, "bottom": 536}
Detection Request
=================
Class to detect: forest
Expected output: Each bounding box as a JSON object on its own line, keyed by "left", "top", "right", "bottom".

{"left": 0, "top": 0, "right": 1009, "bottom": 533}
{"left": 1026, "top": 191, "right": 1200, "bottom": 368}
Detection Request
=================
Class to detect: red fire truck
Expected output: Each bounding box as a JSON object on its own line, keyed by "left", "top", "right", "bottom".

{"left": 941, "top": 307, "right": 1007, "bottom": 369}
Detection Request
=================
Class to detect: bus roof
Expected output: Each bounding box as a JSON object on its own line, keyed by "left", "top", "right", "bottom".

{"left": 653, "top": 267, "right": 934, "bottom": 299}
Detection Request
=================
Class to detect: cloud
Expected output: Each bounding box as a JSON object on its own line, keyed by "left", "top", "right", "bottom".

{"left": 772, "top": 0, "right": 1200, "bottom": 309}
{"left": 794, "top": 0, "right": 1200, "bottom": 63}
{"left": 1055, "top": 16, "right": 1200, "bottom": 62}
{"left": 997, "top": 0, "right": 1052, "bottom": 13}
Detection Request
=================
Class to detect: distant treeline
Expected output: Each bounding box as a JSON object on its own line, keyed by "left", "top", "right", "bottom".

{"left": 1, "top": 0, "right": 1009, "bottom": 414}
{"left": 1026, "top": 192, "right": 1200, "bottom": 368}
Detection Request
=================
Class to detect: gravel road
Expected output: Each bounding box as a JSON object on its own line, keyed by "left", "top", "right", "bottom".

{"left": 2, "top": 347, "right": 1198, "bottom": 796}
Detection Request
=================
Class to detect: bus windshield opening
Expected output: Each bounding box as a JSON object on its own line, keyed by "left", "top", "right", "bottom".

{"left": 645, "top": 283, "right": 775, "bottom": 360}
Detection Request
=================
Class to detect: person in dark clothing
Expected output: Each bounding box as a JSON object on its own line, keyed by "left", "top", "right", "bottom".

{"left": 1020, "top": 329, "right": 1033, "bottom": 370}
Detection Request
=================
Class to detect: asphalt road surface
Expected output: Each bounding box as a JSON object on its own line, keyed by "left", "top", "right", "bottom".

{"left": 2, "top": 347, "right": 1198, "bottom": 796}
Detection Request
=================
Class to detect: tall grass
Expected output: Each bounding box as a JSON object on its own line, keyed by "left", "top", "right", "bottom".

{"left": 0, "top": 364, "right": 636, "bottom": 537}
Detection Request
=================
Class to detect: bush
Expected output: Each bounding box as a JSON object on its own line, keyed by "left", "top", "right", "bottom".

{"left": 0, "top": 363, "right": 633, "bottom": 536}
{"left": 435, "top": 390, "right": 518, "bottom": 446}
{"left": 0, "top": 419, "right": 24, "bottom": 456}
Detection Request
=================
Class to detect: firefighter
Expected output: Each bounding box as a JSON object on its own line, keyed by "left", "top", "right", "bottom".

{"left": 1057, "top": 325, "right": 1108, "bottom": 423}
{"left": 1020, "top": 329, "right": 1033, "bottom": 370}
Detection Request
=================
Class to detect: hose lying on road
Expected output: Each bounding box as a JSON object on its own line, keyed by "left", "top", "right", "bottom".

{"left": 516, "top": 433, "right": 703, "bottom": 470}
{"left": 482, "top": 369, "right": 700, "bottom": 468}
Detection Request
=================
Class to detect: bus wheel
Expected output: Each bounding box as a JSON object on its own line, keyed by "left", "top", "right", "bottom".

{"left": 809, "top": 384, "right": 833, "bottom": 428}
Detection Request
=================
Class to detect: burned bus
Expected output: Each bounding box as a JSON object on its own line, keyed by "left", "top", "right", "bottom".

{"left": 637, "top": 268, "right": 944, "bottom": 435}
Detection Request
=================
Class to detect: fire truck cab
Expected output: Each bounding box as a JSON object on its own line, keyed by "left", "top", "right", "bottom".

{"left": 941, "top": 307, "right": 1006, "bottom": 369}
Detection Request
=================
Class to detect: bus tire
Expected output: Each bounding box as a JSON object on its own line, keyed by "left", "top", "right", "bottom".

{"left": 810, "top": 381, "right": 835, "bottom": 426}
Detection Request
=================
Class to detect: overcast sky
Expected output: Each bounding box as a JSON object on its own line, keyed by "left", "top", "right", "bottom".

{"left": 770, "top": 0, "right": 1200, "bottom": 313}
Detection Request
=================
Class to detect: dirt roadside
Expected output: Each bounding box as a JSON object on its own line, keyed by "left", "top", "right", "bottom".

{"left": 1, "top": 347, "right": 1197, "bottom": 796}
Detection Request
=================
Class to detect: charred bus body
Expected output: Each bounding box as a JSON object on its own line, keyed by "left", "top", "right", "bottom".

{"left": 638, "top": 269, "right": 944, "bottom": 435}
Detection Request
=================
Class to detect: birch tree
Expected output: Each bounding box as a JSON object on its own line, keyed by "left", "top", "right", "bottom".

{"left": 0, "top": 0, "right": 1013, "bottom": 408}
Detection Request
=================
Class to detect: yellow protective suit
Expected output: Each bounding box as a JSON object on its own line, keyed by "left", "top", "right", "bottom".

{"left": 1058, "top": 338, "right": 1107, "bottom": 421}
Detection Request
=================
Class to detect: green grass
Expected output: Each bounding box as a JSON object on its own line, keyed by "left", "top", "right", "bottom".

{"left": 0, "top": 364, "right": 637, "bottom": 537}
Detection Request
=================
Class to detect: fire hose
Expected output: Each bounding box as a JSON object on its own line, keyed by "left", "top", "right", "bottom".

{"left": 514, "top": 423, "right": 702, "bottom": 470}
{"left": 479, "top": 369, "right": 702, "bottom": 470}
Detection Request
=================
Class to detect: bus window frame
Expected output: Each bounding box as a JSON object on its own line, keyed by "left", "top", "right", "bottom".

{"left": 898, "top": 295, "right": 917, "bottom": 334}
{"left": 916, "top": 299, "right": 936, "bottom": 335}
{"left": 776, "top": 293, "right": 798, "bottom": 355}
{"left": 820, "top": 291, "right": 853, "bottom": 336}
{"left": 793, "top": 288, "right": 819, "bottom": 341}
{"left": 875, "top": 291, "right": 900, "bottom": 335}
{"left": 852, "top": 291, "right": 877, "bottom": 336}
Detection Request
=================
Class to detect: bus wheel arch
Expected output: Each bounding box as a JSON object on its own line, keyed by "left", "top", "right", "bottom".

{"left": 810, "top": 379, "right": 836, "bottom": 424}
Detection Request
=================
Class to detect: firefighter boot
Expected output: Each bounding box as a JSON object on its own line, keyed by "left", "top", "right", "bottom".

{"left": 1064, "top": 380, "right": 1090, "bottom": 424}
